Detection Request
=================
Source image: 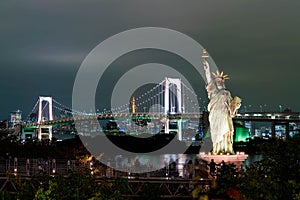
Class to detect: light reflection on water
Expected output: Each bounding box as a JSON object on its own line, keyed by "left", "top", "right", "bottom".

{"left": 99, "top": 153, "right": 262, "bottom": 174}
{"left": 100, "top": 153, "right": 197, "bottom": 174}
{"left": 243, "top": 154, "right": 263, "bottom": 168}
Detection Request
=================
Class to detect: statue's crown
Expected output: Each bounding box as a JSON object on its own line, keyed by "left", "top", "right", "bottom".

{"left": 212, "top": 70, "right": 229, "bottom": 81}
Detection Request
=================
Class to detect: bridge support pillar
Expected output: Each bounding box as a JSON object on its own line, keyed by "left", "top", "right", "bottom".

{"left": 285, "top": 122, "right": 290, "bottom": 139}
{"left": 177, "top": 119, "right": 182, "bottom": 141}
{"left": 164, "top": 118, "right": 169, "bottom": 134}
{"left": 37, "top": 125, "right": 53, "bottom": 141}
{"left": 164, "top": 118, "right": 183, "bottom": 141}
{"left": 271, "top": 121, "right": 276, "bottom": 138}
{"left": 251, "top": 121, "right": 255, "bottom": 136}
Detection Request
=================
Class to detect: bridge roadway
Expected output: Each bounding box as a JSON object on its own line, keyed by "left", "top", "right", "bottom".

{"left": 24, "top": 112, "right": 205, "bottom": 127}
{"left": 235, "top": 112, "right": 300, "bottom": 122}
{"left": 24, "top": 111, "right": 300, "bottom": 127}
{"left": 234, "top": 112, "right": 300, "bottom": 138}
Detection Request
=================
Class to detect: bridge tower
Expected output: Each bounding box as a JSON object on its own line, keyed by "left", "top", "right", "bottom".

{"left": 37, "top": 96, "right": 53, "bottom": 141}
{"left": 37, "top": 96, "right": 53, "bottom": 123}
{"left": 164, "top": 77, "right": 183, "bottom": 114}
{"left": 164, "top": 77, "right": 183, "bottom": 140}
{"left": 132, "top": 96, "right": 136, "bottom": 114}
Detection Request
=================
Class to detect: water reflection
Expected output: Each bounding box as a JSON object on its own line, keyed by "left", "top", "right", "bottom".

{"left": 100, "top": 153, "right": 196, "bottom": 174}
{"left": 242, "top": 154, "right": 263, "bottom": 168}
{"left": 99, "top": 153, "right": 262, "bottom": 174}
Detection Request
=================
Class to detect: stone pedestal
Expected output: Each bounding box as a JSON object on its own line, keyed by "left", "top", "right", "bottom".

{"left": 197, "top": 152, "right": 248, "bottom": 169}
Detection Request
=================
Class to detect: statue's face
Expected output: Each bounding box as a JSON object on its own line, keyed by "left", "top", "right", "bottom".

{"left": 215, "top": 78, "right": 225, "bottom": 89}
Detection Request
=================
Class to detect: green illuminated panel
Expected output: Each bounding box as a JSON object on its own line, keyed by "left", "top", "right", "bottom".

{"left": 234, "top": 127, "right": 249, "bottom": 142}
{"left": 24, "top": 126, "right": 37, "bottom": 130}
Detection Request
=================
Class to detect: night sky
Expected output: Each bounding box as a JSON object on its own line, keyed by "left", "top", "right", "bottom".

{"left": 1, "top": 0, "right": 300, "bottom": 120}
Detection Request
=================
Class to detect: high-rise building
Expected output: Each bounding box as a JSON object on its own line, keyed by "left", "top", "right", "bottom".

{"left": 10, "top": 109, "right": 22, "bottom": 127}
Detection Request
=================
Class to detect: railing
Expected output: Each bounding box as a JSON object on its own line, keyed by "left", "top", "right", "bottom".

{"left": 0, "top": 158, "right": 212, "bottom": 198}
{"left": 0, "top": 175, "right": 211, "bottom": 198}
{"left": 0, "top": 157, "right": 211, "bottom": 180}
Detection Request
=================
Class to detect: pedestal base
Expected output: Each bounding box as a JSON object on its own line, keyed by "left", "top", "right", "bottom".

{"left": 197, "top": 152, "right": 248, "bottom": 169}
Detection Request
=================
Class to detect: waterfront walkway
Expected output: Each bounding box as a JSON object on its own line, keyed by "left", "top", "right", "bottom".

{"left": 0, "top": 157, "right": 215, "bottom": 198}
{"left": 0, "top": 157, "right": 214, "bottom": 179}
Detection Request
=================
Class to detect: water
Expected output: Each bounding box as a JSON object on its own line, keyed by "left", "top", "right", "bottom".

{"left": 98, "top": 153, "right": 262, "bottom": 175}
{"left": 100, "top": 153, "right": 197, "bottom": 174}
{"left": 242, "top": 154, "right": 263, "bottom": 168}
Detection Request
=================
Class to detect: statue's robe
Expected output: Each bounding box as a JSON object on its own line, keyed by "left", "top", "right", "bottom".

{"left": 206, "top": 81, "right": 234, "bottom": 153}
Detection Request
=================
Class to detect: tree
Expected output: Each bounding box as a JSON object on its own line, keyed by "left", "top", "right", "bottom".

{"left": 238, "top": 136, "right": 300, "bottom": 199}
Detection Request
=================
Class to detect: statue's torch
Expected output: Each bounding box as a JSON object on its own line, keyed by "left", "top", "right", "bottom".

{"left": 202, "top": 49, "right": 209, "bottom": 59}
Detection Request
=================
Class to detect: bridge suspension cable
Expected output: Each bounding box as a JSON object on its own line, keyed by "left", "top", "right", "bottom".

{"left": 25, "top": 99, "right": 39, "bottom": 121}
{"left": 52, "top": 99, "right": 88, "bottom": 115}
{"left": 42, "top": 101, "right": 49, "bottom": 113}
{"left": 181, "top": 82, "right": 203, "bottom": 113}
{"left": 124, "top": 79, "right": 204, "bottom": 114}
{"left": 133, "top": 80, "right": 166, "bottom": 113}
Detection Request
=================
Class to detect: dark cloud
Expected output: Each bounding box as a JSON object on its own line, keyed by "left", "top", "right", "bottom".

{"left": 0, "top": 0, "right": 300, "bottom": 119}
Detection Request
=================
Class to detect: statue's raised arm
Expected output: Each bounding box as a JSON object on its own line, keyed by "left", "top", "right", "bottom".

{"left": 202, "top": 49, "right": 212, "bottom": 84}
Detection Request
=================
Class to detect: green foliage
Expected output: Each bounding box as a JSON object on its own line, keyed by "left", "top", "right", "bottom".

{"left": 238, "top": 136, "right": 300, "bottom": 200}
{"left": 139, "top": 182, "right": 162, "bottom": 200}
{"left": 208, "top": 164, "right": 242, "bottom": 200}
{"left": 192, "top": 184, "right": 209, "bottom": 199}
{"left": 90, "top": 178, "right": 128, "bottom": 200}
{"left": 238, "top": 163, "right": 292, "bottom": 199}
{"left": 35, "top": 181, "right": 57, "bottom": 200}
{"left": 191, "top": 136, "right": 300, "bottom": 200}
{"left": 0, "top": 191, "right": 13, "bottom": 200}
{"left": 1, "top": 170, "right": 130, "bottom": 200}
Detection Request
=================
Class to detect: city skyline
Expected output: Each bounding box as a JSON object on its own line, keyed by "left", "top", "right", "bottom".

{"left": 1, "top": 0, "right": 300, "bottom": 119}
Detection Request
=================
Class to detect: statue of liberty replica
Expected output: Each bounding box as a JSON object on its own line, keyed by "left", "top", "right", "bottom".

{"left": 202, "top": 49, "right": 241, "bottom": 155}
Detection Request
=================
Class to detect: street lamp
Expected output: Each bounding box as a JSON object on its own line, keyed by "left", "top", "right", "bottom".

{"left": 264, "top": 104, "right": 267, "bottom": 112}
{"left": 248, "top": 105, "right": 252, "bottom": 112}
{"left": 279, "top": 105, "right": 283, "bottom": 112}
{"left": 260, "top": 105, "right": 263, "bottom": 112}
